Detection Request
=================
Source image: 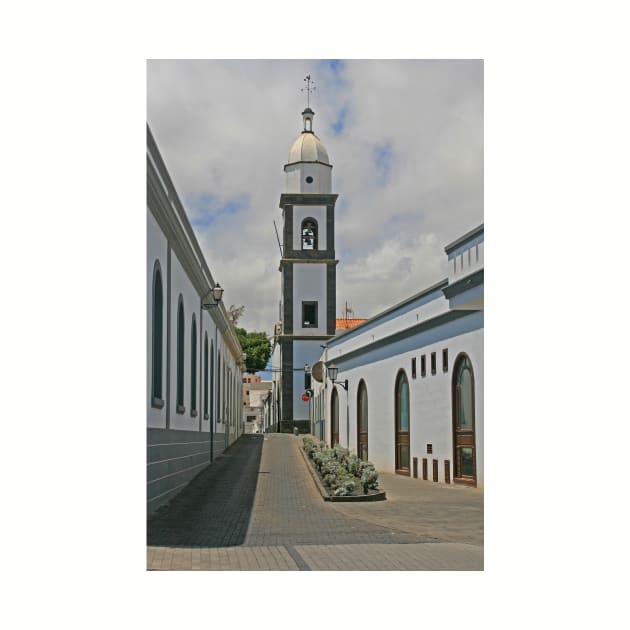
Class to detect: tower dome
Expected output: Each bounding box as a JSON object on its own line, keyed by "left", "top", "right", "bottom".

{"left": 287, "top": 109, "right": 330, "bottom": 164}
{"left": 284, "top": 108, "right": 332, "bottom": 194}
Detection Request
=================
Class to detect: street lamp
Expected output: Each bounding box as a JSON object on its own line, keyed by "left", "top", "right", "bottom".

{"left": 327, "top": 363, "right": 349, "bottom": 448}
{"left": 326, "top": 364, "right": 347, "bottom": 391}
{"left": 202, "top": 283, "right": 224, "bottom": 309}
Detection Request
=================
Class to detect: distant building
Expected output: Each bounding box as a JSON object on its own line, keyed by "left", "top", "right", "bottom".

{"left": 243, "top": 381, "right": 273, "bottom": 433}
{"left": 242, "top": 373, "right": 262, "bottom": 384}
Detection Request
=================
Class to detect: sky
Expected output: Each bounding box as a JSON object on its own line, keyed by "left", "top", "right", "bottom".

{"left": 147, "top": 59, "right": 483, "bottom": 335}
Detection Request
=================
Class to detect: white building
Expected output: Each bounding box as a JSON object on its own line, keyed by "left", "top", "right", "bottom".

{"left": 147, "top": 125, "right": 246, "bottom": 514}
{"left": 310, "top": 225, "right": 484, "bottom": 487}
{"left": 271, "top": 106, "right": 339, "bottom": 433}
{"left": 243, "top": 380, "right": 272, "bottom": 433}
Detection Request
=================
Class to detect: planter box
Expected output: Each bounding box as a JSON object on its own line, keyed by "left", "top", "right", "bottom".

{"left": 299, "top": 445, "right": 386, "bottom": 502}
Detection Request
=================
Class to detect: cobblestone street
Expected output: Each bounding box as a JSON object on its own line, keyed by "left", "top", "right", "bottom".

{"left": 147, "top": 433, "right": 483, "bottom": 570}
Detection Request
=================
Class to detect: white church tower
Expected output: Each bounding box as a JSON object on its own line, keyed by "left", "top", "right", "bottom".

{"left": 275, "top": 79, "right": 338, "bottom": 432}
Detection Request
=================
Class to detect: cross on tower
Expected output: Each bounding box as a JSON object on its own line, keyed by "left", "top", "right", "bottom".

{"left": 301, "top": 75, "right": 316, "bottom": 108}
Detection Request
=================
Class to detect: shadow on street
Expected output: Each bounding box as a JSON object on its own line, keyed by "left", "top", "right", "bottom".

{"left": 147, "top": 434, "right": 264, "bottom": 548}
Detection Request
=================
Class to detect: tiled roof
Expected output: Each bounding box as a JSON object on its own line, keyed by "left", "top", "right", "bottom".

{"left": 335, "top": 318, "right": 368, "bottom": 330}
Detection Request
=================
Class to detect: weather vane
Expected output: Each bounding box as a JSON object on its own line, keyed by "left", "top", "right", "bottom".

{"left": 301, "top": 75, "right": 316, "bottom": 108}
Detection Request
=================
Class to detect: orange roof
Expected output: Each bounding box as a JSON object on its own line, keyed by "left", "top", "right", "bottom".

{"left": 335, "top": 318, "right": 368, "bottom": 330}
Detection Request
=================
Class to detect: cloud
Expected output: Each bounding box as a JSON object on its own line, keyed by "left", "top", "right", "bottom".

{"left": 147, "top": 60, "right": 483, "bottom": 334}
{"left": 373, "top": 142, "right": 393, "bottom": 186}
{"left": 331, "top": 102, "right": 349, "bottom": 136}
{"left": 187, "top": 194, "right": 248, "bottom": 228}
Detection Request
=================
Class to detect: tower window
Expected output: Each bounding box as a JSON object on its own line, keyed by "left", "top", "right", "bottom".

{"left": 305, "top": 176, "right": 313, "bottom": 184}
{"left": 301, "top": 218, "right": 318, "bottom": 250}
{"left": 302, "top": 301, "right": 318, "bottom": 328}
{"left": 431, "top": 352, "right": 437, "bottom": 375}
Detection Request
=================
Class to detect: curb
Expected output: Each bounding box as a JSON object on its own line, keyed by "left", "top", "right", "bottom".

{"left": 297, "top": 443, "right": 386, "bottom": 502}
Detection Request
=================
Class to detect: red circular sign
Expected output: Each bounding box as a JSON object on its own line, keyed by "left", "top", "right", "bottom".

{"left": 301, "top": 393, "right": 310, "bottom": 402}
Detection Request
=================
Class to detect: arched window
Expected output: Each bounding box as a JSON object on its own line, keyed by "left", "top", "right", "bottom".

{"left": 452, "top": 354, "right": 476, "bottom": 484}
{"left": 217, "top": 351, "right": 221, "bottom": 422}
{"left": 301, "top": 218, "right": 318, "bottom": 250}
{"left": 357, "top": 380, "right": 368, "bottom": 461}
{"left": 210, "top": 340, "right": 215, "bottom": 424}
{"left": 395, "top": 370, "right": 410, "bottom": 475}
{"left": 190, "top": 315, "right": 197, "bottom": 416}
{"left": 151, "top": 262, "right": 163, "bottom": 405}
{"left": 331, "top": 387, "right": 339, "bottom": 446}
{"left": 203, "top": 333, "right": 209, "bottom": 419}
{"left": 176, "top": 297, "right": 185, "bottom": 412}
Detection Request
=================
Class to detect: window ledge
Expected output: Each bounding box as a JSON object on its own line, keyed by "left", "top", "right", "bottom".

{"left": 176, "top": 404, "right": 186, "bottom": 414}
{"left": 151, "top": 397, "right": 164, "bottom": 409}
{"left": 191, "top": 409, "right": 198, "bottom": 418}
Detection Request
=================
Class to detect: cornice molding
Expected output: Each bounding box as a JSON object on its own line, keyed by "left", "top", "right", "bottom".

{"left": 442, "top": 269, "right": 484, "bottom": 299}
{"left": 279, "top": 258, "right": 338, "bottom": 270}
{"left": 326, "top": 310, "right": 475, "bottom": 366}
{"left": 279, "top": 193, "right": 338, "bottom": 207}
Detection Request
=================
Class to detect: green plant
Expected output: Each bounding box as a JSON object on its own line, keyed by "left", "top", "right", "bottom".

{"left": 305, "top": 436, "right": 380, "bottom": 497}
{"left": 346, "top": 454, "right": 361, "bottom": 477}
{"left": 361, "top": 469, "right": 379, "bottom": 494}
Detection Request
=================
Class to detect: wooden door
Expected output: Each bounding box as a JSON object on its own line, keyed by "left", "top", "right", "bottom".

{"left": 452, "top": 354, "right": 476, "bottom": 485}
{"left": 395, "top": 371, "right": 410, "bottom": 475}
{"left": 331, "top": 387, "right": 339, "bottom": 446}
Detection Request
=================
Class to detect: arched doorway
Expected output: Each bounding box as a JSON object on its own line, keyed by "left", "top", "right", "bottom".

{"left": 395, "top": 370, "right": 410, "bottom": 475}
{"left": 331, "top": 387, "right": 339, "bottom": 446}
{"left": 357, "top": 380, "right": 368, "bottom": 461}
{"left": 452, "top": 354, "right": 476, "bottom": 485}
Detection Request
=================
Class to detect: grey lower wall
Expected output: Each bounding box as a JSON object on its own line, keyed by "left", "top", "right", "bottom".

{"left": 147, "top": 428, "right": 212, "bottom": 514}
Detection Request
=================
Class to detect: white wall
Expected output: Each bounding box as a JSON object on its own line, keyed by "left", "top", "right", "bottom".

{"left": 169, "top": 248, "right": 204, "bottom": 433}
{"left": 201, "top": 309, "right": 219, "bottom": 434}
{"left": 293, "top": 264, "right": 327, "bottom": 334}
{"left": 285, "top": 162, "right": 332, "bottom": 194}
{"left": 327, "top": 330, "right": 483, "bottom": 485}
{"left": 312, "top": 309, "right": 484, "bottom": 486}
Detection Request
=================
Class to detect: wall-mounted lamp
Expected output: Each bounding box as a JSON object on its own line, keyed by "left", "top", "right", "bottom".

{"left": 202, "top": 283, "right": 224, "bottom": 309}
{"left": 327, "top": 364, "right": 348, "bottom": 391}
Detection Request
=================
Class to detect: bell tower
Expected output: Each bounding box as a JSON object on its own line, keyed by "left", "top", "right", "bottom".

{"left": 276, "top": 78, "right": 338, "bottom": 432}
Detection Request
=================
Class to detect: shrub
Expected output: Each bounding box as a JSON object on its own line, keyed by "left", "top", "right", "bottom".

{"left": 304, "top": 436, "right": 380, "bottom": 496}
{"left": 361, "top": 469, "right": 379, "bottom": 494}
{"left": 346, "top": 454, "right": 361, "bottom": 477}
{"left": 333, "top": 445, "right": 349, "bottom": 462}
